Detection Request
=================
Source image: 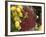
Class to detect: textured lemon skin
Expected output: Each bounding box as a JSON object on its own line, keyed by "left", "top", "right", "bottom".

{"left": 17, "top": 5, "right": 23, "bottom": 10}
{"left": 11, "top": 5, "right": 23, "bottom": 31}
{"left": 16, "top": 7, "right": 23, "bottom": 17}
{"left": 11, "top": 6, "right": 16, "bottom": 11}
{"left": 15, "top": 21, "right": 21, "bottom": 30}
{"left": 16, "top": 7, "right": 21, "bottom": 12}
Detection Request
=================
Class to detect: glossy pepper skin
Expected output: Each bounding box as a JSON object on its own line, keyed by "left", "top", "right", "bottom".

{"left": 21, "top": 6, "right": 36, "bottom": 31}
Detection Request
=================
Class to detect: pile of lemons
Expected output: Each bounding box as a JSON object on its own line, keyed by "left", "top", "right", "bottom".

{"left": 11, "top": 5, "right": 23, "bottom": 31}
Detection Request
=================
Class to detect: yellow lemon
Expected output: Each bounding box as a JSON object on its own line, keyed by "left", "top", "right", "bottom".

{"left": 12, "top": 11, "right": 18, "bottom": 17}
{"left": 17, "top": 5, "right": 23, "bottom": 10}
{"left": 16, "top": 7, "right": 21, "bottom": 13}
{"left": 14, "top": 16, "right": 20, "bottom": 21}
{"left": 18, "top": 26, "right": 21, "bottom": 30}
{"left": 15, "top": 21, "right": 20, "bottom": 28}
{"left": 16, "top": 7, "right": 23, "bottom": 17}
{"left": 18, "top": 12, "right": 23, "bottom": 17}
{"left": 15, "top": 21, "right": 21, "bottom": 30}
{"left": 11, "top": 6, "right": 16, "bottom": 11}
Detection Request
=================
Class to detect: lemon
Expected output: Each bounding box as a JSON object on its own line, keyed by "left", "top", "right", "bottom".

{"left": 11, "top": 6, "right": 16, "bottom": 11}
{"left": 14, "top": 16, "right": 20, "bottom": 21}
{"left": 15, "top": 21, "right": 21, "bottom": 30}
{"left": 16, "top": 7, "right": 21, "bottom": 13}
{"left": 15, "top": 21, "right": 20, "bottom": 27}
{"left": 18, "top": 26, "right": 21, "bottom": 30}
{"left": 12, "top": 11, "right": 17, "bottom": 17}
{"left": 18, "top": 12, "right": 23, "bottom": 17}
{"left": 17, "top": 5, "right": 23, "bottom": 10}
